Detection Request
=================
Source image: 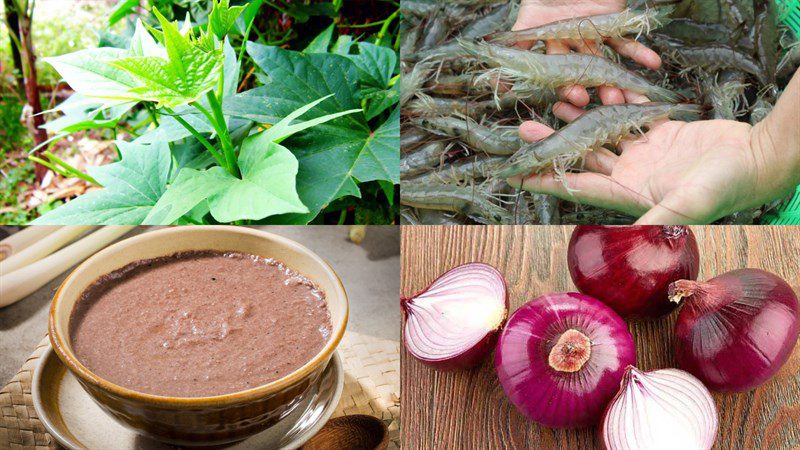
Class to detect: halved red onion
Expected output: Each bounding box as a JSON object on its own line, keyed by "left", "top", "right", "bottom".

{"left": 670, "top": 268, "right": 800, "bottom": 392}
{"left": 495, "top": 293, "right": 636, "bottom": 428}
{"left": 601, "top": 366, "right": 718, "bottom": 450}
{"left": 402, "top": 262, "right": 508, "bottom": 370}
{"left": 568, "top": 225, "right": 700, "bottom": 319}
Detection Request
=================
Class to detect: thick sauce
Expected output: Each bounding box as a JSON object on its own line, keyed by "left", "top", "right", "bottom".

{"left": 69, "top": 251, "right": 332, "bottom": 397}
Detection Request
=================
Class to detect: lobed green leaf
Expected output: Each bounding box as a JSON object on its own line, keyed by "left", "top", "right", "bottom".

{"left": 31, "top": 141, "right": 171, "bottom": 225}
{"left": 209, "top": 0, "right": 247, "bottom": 40}
{"left": 238, "top": 43, "right": 400, "bottom": 223}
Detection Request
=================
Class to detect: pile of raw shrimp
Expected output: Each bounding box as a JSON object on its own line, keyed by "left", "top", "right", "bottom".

{"left": 399, "top": 0, "right": 799, "bottom": 225}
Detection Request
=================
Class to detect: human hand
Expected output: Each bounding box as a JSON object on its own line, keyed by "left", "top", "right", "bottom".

{"left": 506, "top": 113, "right": 798, "bottom": 224}
{"left": 513, "top": 0, "right": 662, "bottom": 107}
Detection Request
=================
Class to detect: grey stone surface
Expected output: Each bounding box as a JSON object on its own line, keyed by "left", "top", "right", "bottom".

{"left": 0, "top": 226, "right": 399, "bottom": 386}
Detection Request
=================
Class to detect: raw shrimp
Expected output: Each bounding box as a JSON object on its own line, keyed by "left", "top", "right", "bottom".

{"left": 412, "top": 116, "right": 523, "bottom": 155}
{"left": 401, "top": 21, "right": 422, "bottom": 60}
{"left": 425, "top": 73, "right": 493, "bottom": 96}
{"left": 533, "top": 193, "right": 560, "bottom": 224}
{"left": 417, "top": 208, "right": 465, "bottom": 225}
{"left": 410, "top": 3, "right": 516, "bottom": 61}
{"left": 460, "top": 40, "right": 680, "bottom": 102}
{"left": 664, "top": 42, "right": 769, "bottom": 85}
{"left": 420, "top": 7, "right": 449, "bottom": 51}
{"left": 400, "top": 183, "right": 514, "bottom": 224}
{"left": 507, "top": 81, "right": 559, "bottom": 105}
{"left": 400, "top": 1, "right": 440, "bottom": 18}
{"left": 411, "top": 155, "right": 506, "bottom": 184}
{"left": 401, "top": 127, "right": 431, "bottom": 151}
{"left": 401, "top": 62, "right": 434, "bottom": 106}
{"left": 753, "top": 3, "right": 778, "bottom": 85}
{"left": 776, "top": 43, "right": 800, "bottom": 80}
{"left": 400, "top": 208, "right": 420, "bottom": 225}
{"left": 401, "top": 141, "right": 447, "bottom": 179}
{"left": 424, "top": 73, "right": 557, "bottom": 107}
{"left": 560, "top": 209, "right": 635, "bottom": 224}
{"left": 487, "top": 7, "right": 671, "bottom": 44}
{"left": 405, "top": 96, "right": 498, "bottom": 118}
{"left": 657, "top": 19, "right": 731, "bottom": 45}
{"left": 494, "top": 102, "right": 702, "bottom": 179}
{"left": 749, "top": 96, "right": 773, "bottom": 124}
{"left": 702, "top": 71, "right": 747, "bottom": 120}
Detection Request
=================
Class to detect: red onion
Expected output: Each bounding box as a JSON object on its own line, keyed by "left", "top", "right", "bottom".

{"left": 402, "top": 262, "right": 508, "bottom": 370}
{"left": 494, "top": 293, "right": 636, "bottom": 428}
{"left": 568, "top": 225, "right": 700, "bottom": 319}
{"left": 670, "top": 268, "right": 800, "bottom": 392}
{"left": 601, "top": 366, "right": 718, "bottom": 450}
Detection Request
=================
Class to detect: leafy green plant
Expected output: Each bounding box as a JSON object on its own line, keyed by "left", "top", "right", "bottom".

{"left": 31, "top": 0, "right": 399, "bottom": 225}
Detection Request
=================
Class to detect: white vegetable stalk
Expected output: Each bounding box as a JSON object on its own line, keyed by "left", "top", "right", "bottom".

{"left": 1, "top": 226, "right": 92, "bottom": 276}
{"left": 0, "top": 226, "right": 134, "bottom": 308}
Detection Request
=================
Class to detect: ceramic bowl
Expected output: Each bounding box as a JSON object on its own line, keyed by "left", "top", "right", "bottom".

{"left": 48, "top": 226, "right": 348, "bottom": 446}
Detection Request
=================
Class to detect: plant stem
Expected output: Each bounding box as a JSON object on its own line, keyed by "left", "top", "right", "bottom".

{"left": 163, "top": 107, "right": 227, "bottom": 170}
{"left": 3, "top": 0, "right": 25, "bottom": 96}
{"left": 28, "top": 156, "right": 70, "bottom": 178}
{"left": 377, "top": 10, "right": 399, "bottom": 41}
{"left": 204, "top": 91, "right": 238, "bottom": 176}
{"left": 43, "top": 151, "right": 101, "bottom": 185}
{"left": 237, "top": 10, "right": 257, "bottom": 68}
{"left": 145, "top": 103, "right": 160, "bottom": 127}
{"left": 28, "top": 151, "right": 100, "bottom": 186}
{"left": 16, "top": 0, "right": 48, "bottom": 182}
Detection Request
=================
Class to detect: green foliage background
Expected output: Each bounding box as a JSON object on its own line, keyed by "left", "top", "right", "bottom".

{"left": 1, "top": 0, "right": 400, "bottom": 225}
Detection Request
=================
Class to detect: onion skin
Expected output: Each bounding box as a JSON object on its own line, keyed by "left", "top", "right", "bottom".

{"left": 600, "top": 367, "right": 718, "bottom": 450}
{"left": 672, "top": 268, "right": 800, "bottom": 392}
{"left": 568, "top": 225, "right": 700, "bottom": 319}
{"left": 402, "top": 262, "right": 509, "bottom": 370}
{"left": 495, "top": 293, "right": 636, "bottom": 428}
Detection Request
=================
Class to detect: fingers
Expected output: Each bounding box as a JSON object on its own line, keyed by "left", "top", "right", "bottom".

{"left": 510, "top": 7, "right": 536, "bottom": 49}
{"left": 571, "top": 40, "right": 627, "bottom": 106}
{"left": 519, "top": 121, "right": 556, "bottom": 142}
{"left": 622, "top": 90, "right": 650, "bottom": 104}
{"left": 546, "top": 40, "right": 590, "bottom": 107}
{"left": 580, "top": 147, "right": 618, "bottom": 175}
{"left": 553, "top": 101, "right": 585, "bottom": 122}
{"left": 606, "top": 38, "right": 662, "bottom": 70}
{"left": 598, "top": 86, "right": 626, "bottom": 105}
{"left": 511, "top": 172, "right": 651, "bottom": 215}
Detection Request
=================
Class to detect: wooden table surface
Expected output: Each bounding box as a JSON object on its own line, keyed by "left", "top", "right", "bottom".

{"left": 400, "top": 226, "right": 800, "bottom": 450}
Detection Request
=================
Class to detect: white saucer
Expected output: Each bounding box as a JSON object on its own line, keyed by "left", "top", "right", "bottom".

{"left": 32, "top": 345, "right": 343, "bottom": 449}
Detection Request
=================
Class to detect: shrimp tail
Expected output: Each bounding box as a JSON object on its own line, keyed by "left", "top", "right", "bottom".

{"left": 669, "top": 103, "right": 703, "bottom": 122}
{"left": 648, "top": 5, "right": 675, "bottom": 28}
{"left": 643, "top": 83, "right": 680, "bottom": 102}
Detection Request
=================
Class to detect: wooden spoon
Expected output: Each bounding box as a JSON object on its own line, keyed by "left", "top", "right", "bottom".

{"left": 302, "top": 415, "right": 389, "bottom": 450}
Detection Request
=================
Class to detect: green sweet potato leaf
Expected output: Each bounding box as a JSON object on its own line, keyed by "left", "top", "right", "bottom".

{"left": 111, "top": 9, "right": 224, "bottom": 108}
{"left": 31, "top": 141, "right": 171, "bottom": 225}
{"left": 144, "top": 96, "right": 356, "bottom": 224}
{"left": 209, "top": 0, "right": 247, "bottom": 39}
{"left": 229, "top": 43, "right": 399, "bottom": 223}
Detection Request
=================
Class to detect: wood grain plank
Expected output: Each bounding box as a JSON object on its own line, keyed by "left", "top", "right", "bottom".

{"left": 400, "top": 226, "right": 800, "bottom": 450}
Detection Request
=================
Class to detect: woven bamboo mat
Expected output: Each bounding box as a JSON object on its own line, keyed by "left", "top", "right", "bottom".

{"left": 0, "top": 331, "right": 400, "bottom": 450}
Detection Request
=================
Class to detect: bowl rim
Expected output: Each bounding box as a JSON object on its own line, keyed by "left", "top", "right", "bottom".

{"left": 48, "top": 225, "right": 349, "bottom": 407}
